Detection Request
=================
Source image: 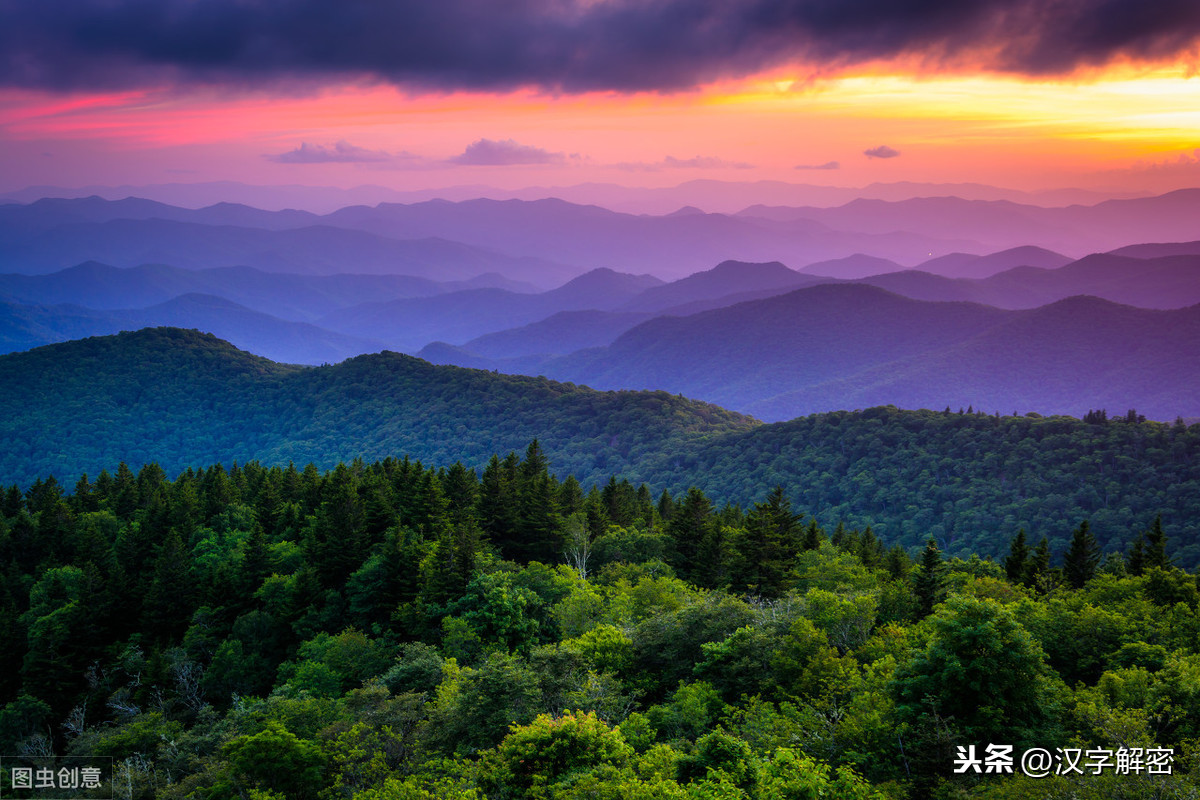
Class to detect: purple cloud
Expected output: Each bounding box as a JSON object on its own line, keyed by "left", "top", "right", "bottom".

{"left": 794, "top": 161, "right": 840, "bottom": 170}
{"left": 864, "top": 145, "right": 901, "bottom": 159}
{"left": 614, "top": 155, "right": 755, "bottom": 172}
{"left": 448, "top": 139, "right": 564, "bottom": 166}
{"left": 267, "top": 141, "right": 392, "bottom": 164}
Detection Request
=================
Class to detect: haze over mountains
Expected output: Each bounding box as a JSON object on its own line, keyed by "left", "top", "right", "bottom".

{"left": 2, "top": 183, "right": 1199, "bottom": 423}
{"left": 0, "top": 179, "right": 1137, "bottom": 216}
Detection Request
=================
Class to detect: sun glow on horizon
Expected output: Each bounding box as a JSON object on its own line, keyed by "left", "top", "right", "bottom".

{"left": 3, "top": 60, "right": 1200, "bottom": 193}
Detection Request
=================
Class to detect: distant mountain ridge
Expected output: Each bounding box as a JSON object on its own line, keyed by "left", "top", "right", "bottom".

{"left": 0, "top": 293, "right": 387, "bottom": 364}
{"left": 0, "top": 178, "right": 1135, "bottom": 215}
{"left": 538, "top": 284, "right": 1200, "bottom": 422}
{"left": 318, "top": 267, "right": 662, "bottom": 351}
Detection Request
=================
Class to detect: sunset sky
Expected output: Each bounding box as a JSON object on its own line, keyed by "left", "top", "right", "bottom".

{"left": 3, "top": 0, "right": 1200, "bottom": 198}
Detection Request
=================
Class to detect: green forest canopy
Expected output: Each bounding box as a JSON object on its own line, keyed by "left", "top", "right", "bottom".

{"left": 1, "top": 446, "right": 1197, "bottom": 799}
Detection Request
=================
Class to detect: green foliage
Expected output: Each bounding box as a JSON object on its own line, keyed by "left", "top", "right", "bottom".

{"left": 913, "top": 538, "right": 946, "bottom": 617}
{"left": 892, "top": 596, "right": 1062, "bottom": 749}
{"left": 757, "top": 748, "right": 885, "bottom": 799}
{"left": 0, "top": 328, "right": 755, "bottom": 490}
{"left": 222, "top": 721, "right": 327, "bottom": 799}
{"left": 478, "top": 710, "right": 633, "bottom": 799}
{"left": 0, "top": 432, "right": 1198, "bottom": 800}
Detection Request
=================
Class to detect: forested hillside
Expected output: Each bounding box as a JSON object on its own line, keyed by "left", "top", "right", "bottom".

{"left": 4, "top": 328, "right": 1199, "bottom": 567}
{"left": 649, "top": 406, "right": 1200, "bottom": 567}
{"left": 1, "top": 447, "right": 1196, "bottom": 799}
{"left": 0, "top": 328, "right": 755, "bottom": 489}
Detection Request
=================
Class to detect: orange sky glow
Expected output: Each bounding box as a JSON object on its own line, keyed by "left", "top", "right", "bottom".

{"left": 3, "top": 58, "right": 1200, "bottom": 197}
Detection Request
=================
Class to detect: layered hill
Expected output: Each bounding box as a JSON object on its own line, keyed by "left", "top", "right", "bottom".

{"left": 0, "top": 328, "right": 754, "bottom": 488}
{"left": 0, "top": 261, "right": 462, "bottom": 321}
{"left": 647, "top": 405, "right": 1200, "bottom": 565}
{"left": 542, "top": 285, "right": 1200, "bottom": 422}
{"left": 857, "top": 252, "right": 1200, "bottom": 310}
{"left": 0, "top": 294, "right": 388, "bottom": 364}
{"left": 739, "top": 190, "right": 1200, "bottom": 256}
{"left": 0, "top": 216, "right": 570, "bottom": 282}
{"left": 319, "top": 268, "right": 661, "bottom": 350}
{"left": 0, "top": 195, "right": 977, "bottom": 281}
{"left": 3, "top": 328, "right": 1199, "bottom": 565}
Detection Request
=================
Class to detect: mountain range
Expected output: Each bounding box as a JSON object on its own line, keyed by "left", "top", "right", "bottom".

{"left": 0, "top": 178, "right": 1135, "bottom": 215}
{"left": 536, "top": 284, "right": 1200, "bottom": 421}
{"left": 6, "top": 190, "right": 1200, "bottom": 287}
{"left": 2, "top": 327, "right": 1196, "bottom": 562}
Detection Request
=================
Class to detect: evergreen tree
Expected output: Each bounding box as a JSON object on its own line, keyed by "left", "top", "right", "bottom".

{"left": 830, "top": 521, "right": 848, "bottom": 549}
{"left": 112, "top": 462, "right": 139, "bottom": 519}
{"left": 668, "top": 488, "right": 714, "bottom": 580}
{"left": 857, "top": 526, "right": 883, "bottom": 569}
{"left": 913, "top": 538, "right": 946, "bottom": 617}
{"left": 141, "top": 530, "right": 197, "bottom": 643}
{"left": 71, "top": 474, "right": 98, "bottom": 514}
{"left": 479, "top": 454, "right": 521, "bottom": 557}
{"left": 1062, "top": 520, "right": 1100, "bottom": 590}
{"left": 1004, "top": 529, "right": 1030, "bottom": 583}
{"left": 443, "top": 462, "right": 481, "bottom": 527}
{"left": 516, "top": 442, "right": 561, "bottom": 563}
{"left": 738, "top": 486, "right": 801, "bottom": 595}
{"left": 801, "top": 520, "right": 823, "bottom": 551}
{"left": 656, "top": 490, "right": 675, "bottom": 524}
{"left": 601, "top": 477, "right": 638, "bottom": 528}
{"left": 306, "top": 464, "right": 368, "bottom": 588}
{"left": 1144, "top": 514, "right": 1170, "bottom": 570}
{"left": 1127, "top": 532, "right": 1146, "bottom": 577}
{"left": 884, "top": 544, "right": 911, "bottom": 581}
{"left": 1, "top": 484, "right": 23, "bottom": 517}
{"left": 557, "top": 475, "right": 584, "bottom": 519}
{"left": 1024, "top": 536, "right": 1051, "bottom": 588}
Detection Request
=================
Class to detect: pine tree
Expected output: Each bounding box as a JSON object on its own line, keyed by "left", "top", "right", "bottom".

{"left": 914, "top": 538, "right": 946, "bottom": 617}
{"left": 1144, "top": 515, "right": 1170, "bottom": 570}
{"left": 557, "top": 475, "right": 584, "bottom": 518}
{"left": 516, "top": 442, "right": 561, "bottom": 563}
{"left": 141, "top": 530, "right": 197, "bottom": 643}
{"left": 830, "top": 521, "right": 848, "bottom": 549}
{"left": 1062, "top": 521, "right": 1100, "bottom": 590}
{"left": 656, "top": 490, "right": 675, "bottom": 524}
{"left": 857, "top": 526, "right": 882, "bottom": 569}
{"left": 1127, "top": 532, "right": 1146, "bottom": 577}
{"left": 801, "top": 520, "right": 822, "bottom": 551}
{"left": 1004, "top": 529, "right": 1030, "bottom": 583}
{"left": 479, "top": 454, "right": 520, "bottom": 556}
{"left": 601, "top": 477, "right": 638, "bottom": 527}
{"left": 884, "top": 544, "right": 911, "bottom": 581}
{"left": 739, "top": 486, "right": 801, "bottom": 595}
{"left": 1024, "top": 536, "right": 1051, "bottom": 588}
{"left": 668, "top": 488, "right": 713, "bottom": 580}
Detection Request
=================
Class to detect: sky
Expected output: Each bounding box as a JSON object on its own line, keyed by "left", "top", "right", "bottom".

{"left": 3, "top": 0, "right": 1200, "bottom": 199}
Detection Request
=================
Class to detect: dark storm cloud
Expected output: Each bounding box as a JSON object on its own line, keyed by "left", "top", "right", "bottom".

{"left": 864, "top": 145, "right": 901, "bottom": 159}
{"left": 3, "top": 0, "right": 1200, "bottom": 92}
